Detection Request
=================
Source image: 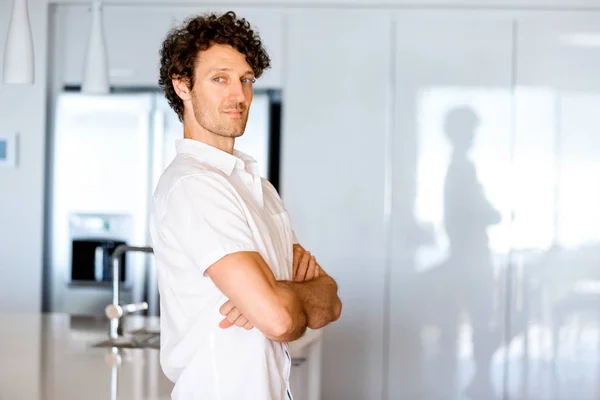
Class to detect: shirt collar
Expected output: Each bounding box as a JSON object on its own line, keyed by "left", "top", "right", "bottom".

{"left": 175, "top": 138, "right": 258, "bottom": 176}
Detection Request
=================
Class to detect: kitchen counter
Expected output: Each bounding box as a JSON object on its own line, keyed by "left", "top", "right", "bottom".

{"left": 0, "top": 312, "right": 322, "bottom": 400}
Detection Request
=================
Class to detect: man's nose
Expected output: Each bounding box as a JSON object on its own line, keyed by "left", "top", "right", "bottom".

{"left": 228, "top": 80, "right": 246, "bottom": 104}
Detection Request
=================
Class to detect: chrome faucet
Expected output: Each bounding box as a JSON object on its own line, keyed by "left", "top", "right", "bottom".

{"left": 105, "top": 244, "right": 154, "bottom": 340}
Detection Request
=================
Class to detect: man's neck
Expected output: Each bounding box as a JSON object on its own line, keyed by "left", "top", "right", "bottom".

{"left": 183, "top": 124, "right": 235, "bottom": 155}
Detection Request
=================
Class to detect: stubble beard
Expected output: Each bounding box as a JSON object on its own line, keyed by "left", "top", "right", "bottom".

{"left": 192, "top": 98, "right": 248, "bottom": 139}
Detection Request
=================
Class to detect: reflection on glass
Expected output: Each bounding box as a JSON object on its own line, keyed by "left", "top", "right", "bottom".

{"left": 414, "top": 86, "right": 600, "bottom": 400}
{"left": 407, "top": 87, "right": 513, "bottom": 400}
{"left": 442, "top": 104, "right": 503, "bottom": 399}
{"left": 415, "top": 87, "right": 512, "bottom": 272}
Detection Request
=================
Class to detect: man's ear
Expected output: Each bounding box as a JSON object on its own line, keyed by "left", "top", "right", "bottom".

{"left": 172, "top": 76, "right": 192, "bottom": 101}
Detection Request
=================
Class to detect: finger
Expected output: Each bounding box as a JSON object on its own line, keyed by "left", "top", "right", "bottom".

{"left": 219, "top": 317, "right": 234, "bottom": 329}
{"left": 243, "top": 321, "right": 254, "bottom": 330}
{"left": 295, "top": 251, "right": 311, "bottom": 281}
{"left": 293, "top": 243, "right": 304, "bottom": 252}
{"left": 226, "top": 307, "right": 242, "bottom": 324}
{"left": 293, "top": 249, "right": 304, "bottom": 280}
{"left": 234, "top": 315, "right": 249, "bottom": 328}
{"left": 304, "top": 255, "right": 317, "bottom": 281}
{"left": 300, "top": 251, "right": 311, "bottom": 280}
{"left": 292, "top": 246, "right": 303, "bottom": 278}
{"left": 307, "top": 255, "right": 318, "bottom": 280}
{"left": 316, "top": 264, "right": 327, "bottom": 277}
{"left": 315, "top": 262, "right": 321, "bottom": 277}
{"left": 219, "top": 300, "right": 235, "bottom": 316}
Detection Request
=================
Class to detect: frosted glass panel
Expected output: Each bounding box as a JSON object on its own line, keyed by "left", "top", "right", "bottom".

{"left": 512, "top": 87, "right": 556, "bottom": 251}
{"left": 557, "top": 92, "right": 600, "bottom": 248}
{"left": 282, "top": 10, "right": 391, "bottom": 400}
{"left": 507, "top": 12, "right": 600, "bottom": 400}
{"left": 389, "top": 13, "right": 513, "bottom": 400}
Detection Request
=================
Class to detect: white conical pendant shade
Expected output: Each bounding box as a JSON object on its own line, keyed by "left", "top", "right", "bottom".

{"left": 81, "top": 1, "right": 110, "bottom": 94}
{"left": 2, "top": 0, "right": 35, "bottom": 84}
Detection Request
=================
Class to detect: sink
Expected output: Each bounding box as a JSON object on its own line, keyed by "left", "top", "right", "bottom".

{"left": 92, "top": 328, "right": 160, "bottom": 349}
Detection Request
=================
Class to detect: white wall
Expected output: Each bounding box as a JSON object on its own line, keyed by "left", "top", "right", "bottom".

{"left": 0, "top": 0, "right": 48, "bottom": 312}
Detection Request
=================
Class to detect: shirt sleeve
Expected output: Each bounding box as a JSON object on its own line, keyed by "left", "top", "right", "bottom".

{"left": 161, "top": 173, "right": 258, "bottom": 275}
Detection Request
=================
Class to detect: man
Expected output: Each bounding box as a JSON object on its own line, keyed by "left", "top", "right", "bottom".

{"left": 150, "top": 11, "right": 342, "bottom": 400}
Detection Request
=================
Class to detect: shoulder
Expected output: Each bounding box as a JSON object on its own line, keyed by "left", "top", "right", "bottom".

{"left": 153, "top": 155, "right": 235, "bottom": 208}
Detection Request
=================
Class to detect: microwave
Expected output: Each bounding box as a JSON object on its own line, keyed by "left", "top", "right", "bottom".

{"left": 71, "top": 238, "right": 127, "bottom": 282}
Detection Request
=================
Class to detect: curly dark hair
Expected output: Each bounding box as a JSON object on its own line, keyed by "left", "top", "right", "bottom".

{"left": 158, "top": 11, "right": 271, "bottom": 122}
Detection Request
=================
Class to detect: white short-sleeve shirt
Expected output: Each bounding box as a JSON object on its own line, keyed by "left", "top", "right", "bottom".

{"left": 150, "top": 138, "right": 297, "bottom": 400}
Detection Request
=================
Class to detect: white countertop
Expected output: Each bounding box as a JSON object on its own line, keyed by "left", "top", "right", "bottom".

{"left": 0, "top": 312, "right": 322, "bottom": 400}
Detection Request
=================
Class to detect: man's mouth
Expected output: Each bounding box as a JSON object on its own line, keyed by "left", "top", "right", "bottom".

{"left": 223, "top": 110, "right": 244, "bottom": 116}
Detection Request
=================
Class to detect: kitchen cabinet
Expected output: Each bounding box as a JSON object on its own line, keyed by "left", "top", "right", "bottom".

{"left": 281, "top": 9, "right": 392, "bottom": 400}
{"left": 388, "top": 10, "right": 515, "bottom": 400}
{"left": 507, "top": 11, "right": 600, "bottom": 400}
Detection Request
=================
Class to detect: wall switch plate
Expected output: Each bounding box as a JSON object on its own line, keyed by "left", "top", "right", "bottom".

{"left": 0, "top": 132, "right": 18, "bottom": 168}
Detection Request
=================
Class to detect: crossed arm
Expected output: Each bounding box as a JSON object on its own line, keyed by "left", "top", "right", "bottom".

{"left": 206, "top": 244, "right": 342, "bottom": 342}
{"left": 163, "top": 174, "right": 341, "bottom": 342}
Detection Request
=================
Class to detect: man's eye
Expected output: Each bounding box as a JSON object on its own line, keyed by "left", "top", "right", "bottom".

{"left": 242, "top": 78, "right": 256, "bottom": 84}
{"left": 213, "top": 77, "right": 224, "bottom": 83}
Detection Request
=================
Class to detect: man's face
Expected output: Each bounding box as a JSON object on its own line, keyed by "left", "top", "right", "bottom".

{"left": 190, "top": 44, "right": 255, "bottom": 138}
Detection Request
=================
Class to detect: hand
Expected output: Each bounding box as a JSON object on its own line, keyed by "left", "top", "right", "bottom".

{"left": 218, "top": 300, "right": 254, "bottom": 330}
{"left": 293, "top": 244, "right": 320, "bottom": 282}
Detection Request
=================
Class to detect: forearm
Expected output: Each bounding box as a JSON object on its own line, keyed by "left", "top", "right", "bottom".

{"left": 279, "top": 275, "right": 342, "bottom": 330}
{"left": 209, "top": 251, "right": 306, "bottom": 342}
{"left": 212, "top": 251, "right": 339, "bottom": 342}
{"left": 265, "top": 284, "right": 307, "bottom": 342}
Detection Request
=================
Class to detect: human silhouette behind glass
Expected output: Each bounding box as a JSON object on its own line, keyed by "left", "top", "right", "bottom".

{"left": 441, "top": 106, "right": 502, "bottom": 399}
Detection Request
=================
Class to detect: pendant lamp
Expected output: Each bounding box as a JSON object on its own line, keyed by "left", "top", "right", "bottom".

{"left": 2, "top": 0, "right": 35, "bottom": 85}
{"left": 81, "top": 0, "right": 110, "bottom": 94}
